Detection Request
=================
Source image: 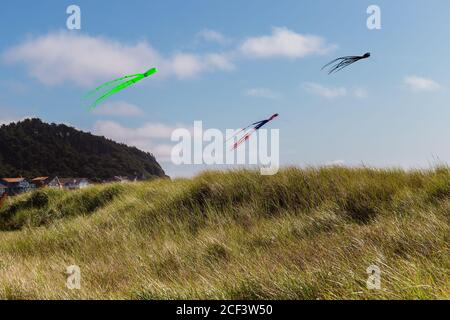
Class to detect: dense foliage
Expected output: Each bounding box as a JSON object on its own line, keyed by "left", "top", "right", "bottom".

{"left": 0, "top": 118, "right": 166, "bottom": 181}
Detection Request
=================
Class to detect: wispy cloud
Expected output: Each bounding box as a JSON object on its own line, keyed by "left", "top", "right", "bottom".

{"left": 245, "top": 88, "right": 281, "bottom": 99}
{"left": 94, "top": 120, "right": 178, "bottom": 140}
{"left": 91, "top": 101, "right": 144, "bottom": 117}
{"left": 93, "top": 120, "right": 186, "bottom": 161}
{"left": 240, "top": 27, "right": 335, "bottom": 59}
{"left": 3, "top": 28, "right": 333, "bottom": 87}
{"left": 303, "top": 82, "right": 367, "bottom": 99}
{"left": 304, "top": 83, "right": 346, "bottom": 99}
{"left": 204, "top": 53, "right": 235, "bottom": 71}
{"left": 404, "top": 75, "right": 441, "bottom": 92}
{"left": 197, "top": 29, "right": 231, "bottom": 45}
{"left": 3, "top": 31, "right": 234, "bottom": 86}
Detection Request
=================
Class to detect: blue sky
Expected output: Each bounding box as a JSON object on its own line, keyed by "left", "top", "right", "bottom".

{"left": 1, "top": 0, "right": 449, "bottom": 177}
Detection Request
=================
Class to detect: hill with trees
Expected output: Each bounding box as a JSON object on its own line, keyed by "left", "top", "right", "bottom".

{"left": 0, "top": 118, "right": 166, "bottom": 181}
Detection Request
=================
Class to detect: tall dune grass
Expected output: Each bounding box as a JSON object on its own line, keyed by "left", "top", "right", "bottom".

{"left": 0, "top": 167, "right": 448, "bottom": 299}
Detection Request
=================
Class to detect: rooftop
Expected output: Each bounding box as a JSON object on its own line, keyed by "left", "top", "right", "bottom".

{"left": 2, "top": 178, "right": 25, "bottom": 183}
{"left": 32, "top": 177, "right": 50, "bottom": 181}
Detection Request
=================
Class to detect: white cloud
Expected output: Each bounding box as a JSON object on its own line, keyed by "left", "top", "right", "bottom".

{"left": 151, "top": 144, "right": 175, "bottom": 160}
{"left": 205, "top": 53, "right": 235, "bottom": 71}
{"left": 197, "top": 29, "right": 231, "bottom": 45}
{"left": 3, "top": 31, "right": 234, "bottom": 86}
{"left": 303, "top": 82, "right": 367, "bottom": 99}
{"left": 93, "top": 120, "right": 187, "bottom": 161}
{"left": 3, "top": 28, "right": 333, "bottom": 87}
{"left": 304, "top": 83, "right": 347, "bottom": 99}
{"left": 94, "top": 120, "right": 178, "bottom": 140}
{"left": 404, "top": 75, "right": 441, "bottom": 92}
{"left": 92, "top": 101, "right": 143, "bottom": 117}
{"left": 240, "top": 27, "right": 334, "bottom": 59}
{"left": 245, "top": 88, "right": 280, "bottom": 99}
{"left": 170, "top": 53, "right": 204, "bottom": 78}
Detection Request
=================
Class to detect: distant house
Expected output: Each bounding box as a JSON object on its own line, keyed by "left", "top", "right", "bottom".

{"left": 59, "top": 178, "right": 89, "bottom": 190}
{"left": 32, "top": 176, "right": 63, "bottom": 189}
{"left": 47, "top": 177, "right": 63, "bottom": 188}
{"left": 0, "top": 183, "right": 7, "bottom": 196}
{"left": 32, "top": 176, "right": 50, "bottom": 188}
{"left": 1, "top": 178, "right": 32, "bottom": 195}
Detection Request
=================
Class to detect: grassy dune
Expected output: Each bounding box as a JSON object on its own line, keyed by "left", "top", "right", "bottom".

{"left": 0, "top": 167, "right": 448, "bottom": 299}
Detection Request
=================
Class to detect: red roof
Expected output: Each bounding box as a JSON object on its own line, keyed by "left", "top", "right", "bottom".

{"left": 32, "top": 177, "right": 49, "bottom": 181}
{"left": 2, "top": 178, "right": 25, "bottom": 183}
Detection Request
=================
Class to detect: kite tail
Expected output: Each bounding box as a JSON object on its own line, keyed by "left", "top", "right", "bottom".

{"left": 231, "top": 128, "right": 256, "bottom": 150}
{"left": 225, "top": 120, "right": 266, "bottom": 143}
{"left": 88, "top": 75, "right": 144, "bottom": 109}
{"left": 329, "top": 58, "right": 361, "bottom": 74}
{"left": 84, "top": 68, "right": 158, "bottom": 110}
{"left": 321, "top": 56, "right": 356, "bottom": 70}
{"left": 83, "top": 73, "right": 143, "bottom": 99}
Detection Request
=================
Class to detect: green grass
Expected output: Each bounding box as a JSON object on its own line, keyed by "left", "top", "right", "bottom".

{"left": 0, "top": 166, "right": 448, "bottom": 299}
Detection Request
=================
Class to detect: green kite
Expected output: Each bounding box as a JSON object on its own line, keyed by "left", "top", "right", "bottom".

{"left": 84, "top": 67, "right": 158, "bottom": 109}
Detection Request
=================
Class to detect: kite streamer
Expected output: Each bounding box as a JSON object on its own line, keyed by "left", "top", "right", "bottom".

{"left": 228, "top": 113, "right": 279, "bottom": 150}
{"left": 84, "top": 67, "right": 158, "bottom": 109}
{"left": 322, "top": 53, "right": 370, "bottom": 74}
